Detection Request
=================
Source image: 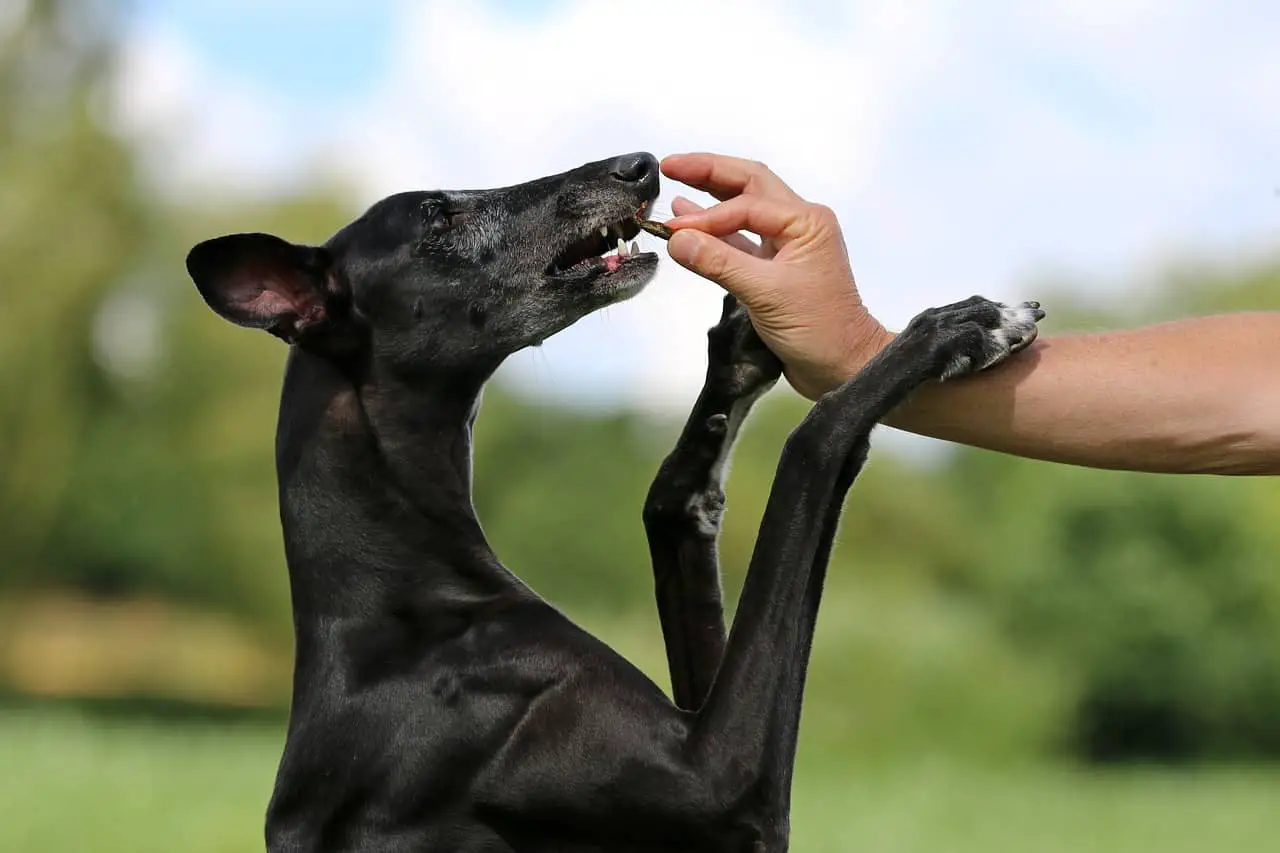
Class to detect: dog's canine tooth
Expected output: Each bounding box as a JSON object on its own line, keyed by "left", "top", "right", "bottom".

{"left": 630, "top": 241, "right": 639, "bottom": 256}
{"left": 600, "top": 226, "right": 608, "bottom": 238}
{"left": 617, "top": 237, "right": 627, "bottom": 257}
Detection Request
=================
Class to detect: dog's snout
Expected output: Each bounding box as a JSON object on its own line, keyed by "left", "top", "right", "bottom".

{"left": 609, "top": 152, "right": 659, "bottom": 187}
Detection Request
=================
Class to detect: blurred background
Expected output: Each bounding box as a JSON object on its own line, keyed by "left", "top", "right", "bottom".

{"left": 2, "top": 0, "right": 1279, "bottom": 850}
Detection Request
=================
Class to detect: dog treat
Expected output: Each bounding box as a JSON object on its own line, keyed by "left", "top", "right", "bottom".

{"left": 635, "top": 217, "right": 673, "bottom": 240}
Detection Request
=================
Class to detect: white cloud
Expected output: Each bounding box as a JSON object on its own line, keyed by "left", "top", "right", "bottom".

{"left": 107, "top": 20, "right": 308, "bottom": 200}
{"left": 318, "top": 0, "right": 969, "bottom": 411}
{"left": 0, "top": 0, "right": 30, "bottom": 43}
{"left": 111, "top": 0, "right": 1280, "bottom": 416}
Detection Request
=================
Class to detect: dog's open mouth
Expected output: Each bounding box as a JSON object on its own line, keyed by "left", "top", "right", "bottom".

{"left": 546, "top": 213, "right": 652, "bottom": 280}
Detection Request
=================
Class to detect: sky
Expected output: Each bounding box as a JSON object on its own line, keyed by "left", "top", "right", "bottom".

{"left": 110, "top": 0, "right": 1280, "bottom": 416}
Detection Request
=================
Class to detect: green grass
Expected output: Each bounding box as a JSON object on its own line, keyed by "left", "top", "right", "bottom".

{"left": 2, "top": 709, "right": 1276, "bottom": 853}
{"left": 788, "top": 758, "right": 1279, "bottom": 852}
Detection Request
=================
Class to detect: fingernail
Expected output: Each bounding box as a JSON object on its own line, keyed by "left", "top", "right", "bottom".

{"left": 667, "top": 230, "right": 701, "bottom": 267}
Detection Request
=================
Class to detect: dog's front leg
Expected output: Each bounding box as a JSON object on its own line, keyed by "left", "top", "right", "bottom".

{"left": 474, "top": 297, "right": 1044, "bottom": 851}
{"left": 680, "top": 296, "right": 1046, "bottom": 838}
{"left": 643, "top": 294, "right": 782, "bottom": 711}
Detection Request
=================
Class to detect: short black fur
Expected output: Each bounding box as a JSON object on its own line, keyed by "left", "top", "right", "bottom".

{"left": 185, "top": 151, "right": 1044, "bottom": 852}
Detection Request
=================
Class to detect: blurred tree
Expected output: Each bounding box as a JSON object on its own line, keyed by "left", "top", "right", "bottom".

{"left": 0, "top": 0, "right": 353, "bottom": 631}
{"left": 946, "top": 266, "right": 1280, "bottom": 762}
{"left": 0, "top": 0, "right": 148, "bottom": 586}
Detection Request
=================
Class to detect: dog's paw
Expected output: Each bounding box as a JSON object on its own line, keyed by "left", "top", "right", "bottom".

{"left": 704, "top": 294, "right": 783, "bottom": 399}
{"left": 901, "top": 295, "right": 1045, "bottom": 382}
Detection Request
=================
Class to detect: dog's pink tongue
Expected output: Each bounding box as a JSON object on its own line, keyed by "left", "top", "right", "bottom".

{"left": 603, "top": 255, "right": 623, "bottom": 273}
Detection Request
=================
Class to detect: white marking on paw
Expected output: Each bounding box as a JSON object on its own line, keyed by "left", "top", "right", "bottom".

{"left": 991, "top": 303, "right": 1041, "bottom": 349}
{"left": 982, "top": 302, "right": 1042, "bottom": 369}
{"left": 939, "top": 354, "right": 973, "bottom": 381}
{"left": 684, "top": 489, "right": 724, "bottom": 538}
{"left": 684, "top": 379, "right": 775, "bottom": 536}
{"left": 938, "top": 300, "right": 1043, "bottom": 380}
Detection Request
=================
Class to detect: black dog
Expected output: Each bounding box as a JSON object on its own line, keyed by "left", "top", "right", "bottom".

{"left": 185, "top": 152, "right": 1042, "bottom": 852}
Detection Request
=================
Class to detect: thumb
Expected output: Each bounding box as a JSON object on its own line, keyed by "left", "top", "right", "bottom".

{"left": 667, "top": 229, "right": 767, "bottom": 303}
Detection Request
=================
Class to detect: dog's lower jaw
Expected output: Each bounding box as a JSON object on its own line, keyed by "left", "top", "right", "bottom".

{"left": 515, "top": 266, "right": 658, "bottom": 352}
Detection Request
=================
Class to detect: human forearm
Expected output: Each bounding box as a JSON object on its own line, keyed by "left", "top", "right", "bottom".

{"left": 860, "top": 313, "right": 1280, "bottom": 475}
{"left": 657, "top": 155, "right": 1280, "bottom": 475}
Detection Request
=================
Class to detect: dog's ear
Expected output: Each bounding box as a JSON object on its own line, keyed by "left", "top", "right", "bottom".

{"left": 185, "top": 233, "right": 350, "bottom": 345}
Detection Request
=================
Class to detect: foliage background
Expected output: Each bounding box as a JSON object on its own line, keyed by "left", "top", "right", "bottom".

{"left": 1, "top": 2, "right": 1277, "bottom": 850}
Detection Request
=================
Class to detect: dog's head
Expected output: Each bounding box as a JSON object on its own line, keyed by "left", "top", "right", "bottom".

{"left": 185, "top": 152, "right": 661, "bottom": 375}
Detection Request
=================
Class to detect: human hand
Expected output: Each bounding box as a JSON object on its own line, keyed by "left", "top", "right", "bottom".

{"left": 660, "top": 153, "right": 891, "bottom": 399}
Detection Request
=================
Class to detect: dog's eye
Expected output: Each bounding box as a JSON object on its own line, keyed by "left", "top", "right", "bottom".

{"left": 427, "top": 211, "right": 451, "bottom": 234}
{"left": 421, "top": 201, "right": 461, "bottom": 236}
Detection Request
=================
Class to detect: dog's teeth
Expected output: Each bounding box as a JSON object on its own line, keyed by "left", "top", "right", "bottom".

{"left": 630, "top": 241, "right": 639, "bottom": 256}
{"left": 617, "top": 237, "right": 627, "bottom": 256}
{"left": 600, "top": 226, "right": 608, "bottom": 238}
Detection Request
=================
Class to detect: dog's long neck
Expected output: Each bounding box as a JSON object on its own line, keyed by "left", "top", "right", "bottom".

{"left": 274, "top": 349, "right": 522, "bottom": 631}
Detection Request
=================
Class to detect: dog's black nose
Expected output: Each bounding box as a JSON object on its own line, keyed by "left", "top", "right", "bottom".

{"left": 609, "top": 152, "right": 659, "bottom": 186}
